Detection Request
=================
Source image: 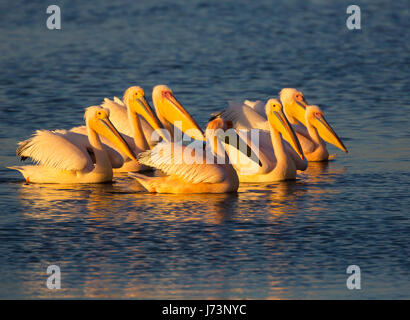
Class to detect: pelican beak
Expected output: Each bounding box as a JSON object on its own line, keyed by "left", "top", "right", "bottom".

{"left": 97, "top": 117, "right": 138, "bottom": 161}
{"left": 136, "top": 97, "right": 169, "bottom": 142}
{"left": 161, "top": 92, "right": 206, "bottom": 141}
{"left": 313, "top": 115, "right": 348, "bottom": 153}
{"left": 269, "top": 109, "right": 304, "bottom": 160}
{"left": 293, "top": 98, "right": 308, "bottom": 126}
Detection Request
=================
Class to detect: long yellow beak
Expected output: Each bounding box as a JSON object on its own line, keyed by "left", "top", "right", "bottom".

{"left": 313, "top": 115, "right": 348, "bottom": 153}
{"left": 268, "top": 109, "right": 304, "bottom": 159}
{"left": 96, "top": 117, "right": 138, "bottom": 161}
{"left": 136, "top": 97, "right": 170, "bottom": 142}
{"left": 293, "top": 99, "right": 308, "bottom": 126}
{"left": 161, "top": 93, "right": 206, "bottom": 141}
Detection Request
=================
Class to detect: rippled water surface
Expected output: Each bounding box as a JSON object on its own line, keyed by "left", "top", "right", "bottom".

{"left": 0, "top": 0, "right": 409, "bottom": 299}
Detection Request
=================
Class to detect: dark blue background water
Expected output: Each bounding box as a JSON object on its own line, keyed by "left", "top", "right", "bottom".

{"left": 0, "top": 0, "right": 409, "bottom": 298}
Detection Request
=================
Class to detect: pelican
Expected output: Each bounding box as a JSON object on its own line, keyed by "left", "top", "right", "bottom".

{"left": 215, "top": 99, "right": 306, "bottom": 182}
{"left": 128, "top": 118, "right": 253, "bottom": 193}
{"left": 234, "top": 88, "right": 348, "bottom": 161}
{"left": 102, "top": 85, "right": 205, "bottom": 146}
{"left": 8, "top": 106, "right": 137, "bottom": 183}
{"left": 280, "top": 88, "right": 348, "bottom": 161}
{"left": 72, "top": 86, "right": 167, "bottom": 172}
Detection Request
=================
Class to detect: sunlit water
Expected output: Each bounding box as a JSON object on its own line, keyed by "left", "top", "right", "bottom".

{"left": 0, "top": 0, "right": 409, "bottom": 299}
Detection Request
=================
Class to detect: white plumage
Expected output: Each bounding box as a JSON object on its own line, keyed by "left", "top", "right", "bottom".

{"left": 211, "top": 99, "right": 307, "bottom": 182}
{"left": 128, "top": 118, "right": 241, "bottom": 193}
{"left": 136, "top": 142, "right": 226, "bottom": 184}
{"left": 9, "top": 106, "right": 137, "bottom": 183}
{"left": 17, "top": 129, "right": 93, "bottom": 172}
{"left": 101, "top": 97, "right": 133, "bottom": 136}
{"left": 69, "top": 125, "right": 133, "bottom": 164}
{"left": 243, "top": 99, "right": 266, "bottom": 116}
{"left": 222, "top": 101, "right": 269, "bottom": 130}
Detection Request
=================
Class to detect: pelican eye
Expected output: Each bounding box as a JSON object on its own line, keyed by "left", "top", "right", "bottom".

{"left": 314, "top": 112, "right": 322, "bottom": 118}
{"left": 271, "top": 103, "right": 281, "bottom": 111}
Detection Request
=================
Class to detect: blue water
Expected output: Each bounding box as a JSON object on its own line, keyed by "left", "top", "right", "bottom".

{"left": 0, "top": 0, "right": 409, "bottom": 299}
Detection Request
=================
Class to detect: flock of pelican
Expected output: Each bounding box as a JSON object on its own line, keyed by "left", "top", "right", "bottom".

{"left": 9, "top": 86, "right": 348, "bottom": 193}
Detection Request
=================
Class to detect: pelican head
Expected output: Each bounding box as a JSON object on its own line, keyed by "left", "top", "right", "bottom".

{"left": 279, "top": 88, "right": 308, "bottom": 126}
{"left": 205, "top": 117, "right": 234, "bottom": 144}
{"left": 305, "top": 105, "right": 348, "bottom": 153}
{"left": 152, "top": 85, "right": 205, "bottom": 141}
{"left": 206, "top": 117, "right": 233, "bottom": 132}
{"left": 85, "top": 106, "right": 138, "bottom": 161}
{"left": 266, "top": 99, "right": 304, "bottom": 159}
{"left": 123, "top": 86, "right": 168, "bottom": 141}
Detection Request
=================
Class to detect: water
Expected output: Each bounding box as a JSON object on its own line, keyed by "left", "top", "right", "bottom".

{"left": 0, "top": 0, "right": 409, "bottom": 299}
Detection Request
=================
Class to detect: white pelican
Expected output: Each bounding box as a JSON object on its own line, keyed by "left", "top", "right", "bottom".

{"left": 235, "top": 88, "right": 348, "bottom": 161}
{"left": 280, "top": 88, "right": 348, "bottom": 161}
{"left": 8, "top": 106, "right": 137, "bottom": 183}
{"left": 128, "top": 118, "right": 251, "bottom": 193}
{"left": 215, "top": 99, "right": 307, "bottom": 182}
{"left": 102, "top": 85, "right": 205, "bottom": 146}
{"left": 72, "top": 86, "right": 167, "bottom": 172}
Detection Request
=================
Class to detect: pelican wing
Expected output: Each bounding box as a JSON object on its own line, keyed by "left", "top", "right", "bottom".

{"left": 101, "top": 98, "right": 133, "bottom": 136}
{"left": 137, "top": 142, "right": 226, "bottom": 184}
{"left": 113, "top": 96, "right": 125, "bottom": 106}
{"left": 220, "top": 102, "right": 269, "bottom": 131}
{"left": 17, "top": 130, "right": 93, "bottom": 171}
{"left": 243, "top": 100, "right": 266, "bottom": 118}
